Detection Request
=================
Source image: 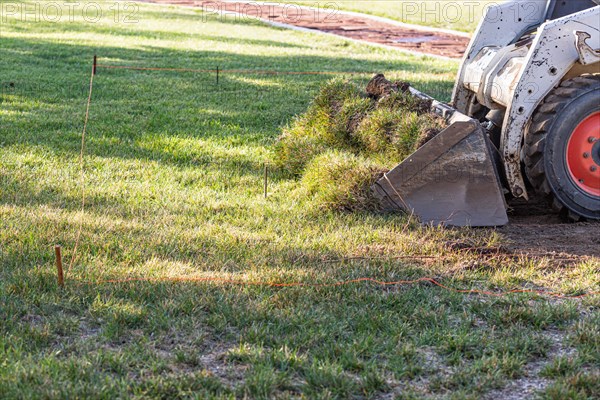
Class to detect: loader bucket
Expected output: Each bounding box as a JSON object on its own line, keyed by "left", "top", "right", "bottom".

{"left": 372, "top": 119, "right": 508, "bottom": 227}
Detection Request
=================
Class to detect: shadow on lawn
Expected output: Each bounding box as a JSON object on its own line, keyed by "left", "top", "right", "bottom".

{"left": 0, "top": 35, "right": 453, "bottom": 168}
{"left": 0, "top": 33, "right": 458, "bottom": 282}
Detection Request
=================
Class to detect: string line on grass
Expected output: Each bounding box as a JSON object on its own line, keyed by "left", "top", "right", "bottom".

{"left": 95, "top": 63, "right": 372, "bottom": 76}
{"left": 67, "top": 59, "right": 95, "bottom": 275}
{"left": 74, "top": 275, "right": 600, "bottom": 299}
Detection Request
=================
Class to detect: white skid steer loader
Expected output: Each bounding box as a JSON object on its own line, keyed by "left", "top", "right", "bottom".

{"left": 373, "top": 0, "right": 600, "bottom": 226}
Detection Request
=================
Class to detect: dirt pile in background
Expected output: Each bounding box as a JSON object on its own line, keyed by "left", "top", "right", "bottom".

{"left": 274, "top": 74, "right": 446, "bottom": 211}
{"left": 141, "top": 0, "right": 470, "bottom": 58}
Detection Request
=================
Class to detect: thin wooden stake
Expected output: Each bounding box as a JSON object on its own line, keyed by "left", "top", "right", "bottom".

{"left": 216, "top": 66, "right": 219, "bottom": 84}
{"left": 93, "top": 55, "right": 97, "bottom": 75}
{"left": 55, "top": 245, "right": 64, "bottom": 288}
{"left": 264, "top": 163, "right": 268, "bottom": 198}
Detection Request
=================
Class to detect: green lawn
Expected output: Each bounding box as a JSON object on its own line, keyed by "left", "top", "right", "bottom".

{"left": 1, "top": 1, "right": 598, "bottom": 399}
{"left": 295, "top": 1, "right": 501, "bottom": 33}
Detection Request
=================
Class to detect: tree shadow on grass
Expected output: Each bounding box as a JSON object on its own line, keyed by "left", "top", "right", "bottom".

{"left": 0, "top": 35, "right": 454, "bottom": 171}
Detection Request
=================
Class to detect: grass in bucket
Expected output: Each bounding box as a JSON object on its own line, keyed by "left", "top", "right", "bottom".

{"left": 273, "top": 75, "right": 445, "bottom": 211}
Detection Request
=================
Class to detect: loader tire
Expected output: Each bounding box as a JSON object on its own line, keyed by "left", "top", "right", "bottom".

{"left": 524, "top": 75, "right": 600, "bottom": 221}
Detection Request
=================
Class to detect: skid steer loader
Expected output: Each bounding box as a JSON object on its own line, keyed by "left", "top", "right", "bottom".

{"left": 373, "top": 0, "right": 600, "bottom": 226}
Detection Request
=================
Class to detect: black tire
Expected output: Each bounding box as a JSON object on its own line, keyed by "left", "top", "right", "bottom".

{"left": 524, "top": 75, "right": 600, "bottom": 221}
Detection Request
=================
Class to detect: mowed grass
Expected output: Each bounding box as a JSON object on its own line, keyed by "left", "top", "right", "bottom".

{"left": 0, "top": 1, "right": 599, "bottom": 399}
{"left": 294, "top": 0, "right": 501, "bottom": 32}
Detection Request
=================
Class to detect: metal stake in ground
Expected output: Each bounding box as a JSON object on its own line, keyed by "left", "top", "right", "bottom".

{"left": 216, "top": 66, "right": 219, "bottom": 85}
{"left": 93, "top": 55, "right": 97, "bottom": 75}
{"left": 55, "top": 245, "right": 64, "bottom": 288}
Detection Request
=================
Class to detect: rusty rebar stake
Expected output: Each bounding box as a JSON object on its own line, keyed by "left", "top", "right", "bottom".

{"left": 55, "top": 245, "right": 64, "bottom": 288}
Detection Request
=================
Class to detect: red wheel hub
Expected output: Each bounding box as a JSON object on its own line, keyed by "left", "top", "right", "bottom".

{"left": 566, "top": 111, "right": 600, "bottom": 197}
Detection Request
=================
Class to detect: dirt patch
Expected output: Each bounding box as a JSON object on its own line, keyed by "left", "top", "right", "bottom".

{"left": 381, "top": 346, "right": 455, "bottom": 399}
{"left": 140, "top": 0, "right": 469, "bottom": 58}
{"left": 21, "top": 313, "right": 45, "bottom": 328}
{"left": 482, "top": 329, "right": 577, "bottom": 400}
{"left": 501, "top": 198, "right": 600, "bottom": 259}
{"left": 198, "top": 342, "right": 248, "bottom": 387}
{"left": 483, "top": 365, "right": 550, "bottom": 400}
{"left": 366, "top": 74, "right": 410, "bottom": 98}
{"left": 149, "top": 329, "right": 247, "bottom": 388}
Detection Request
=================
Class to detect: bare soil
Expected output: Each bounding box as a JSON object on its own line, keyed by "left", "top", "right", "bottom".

{"left": 502, "top": 197, "right": 600, "bottom": 259}
{"left": 141, "top": 0, "right": 469, "bottom": 58}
